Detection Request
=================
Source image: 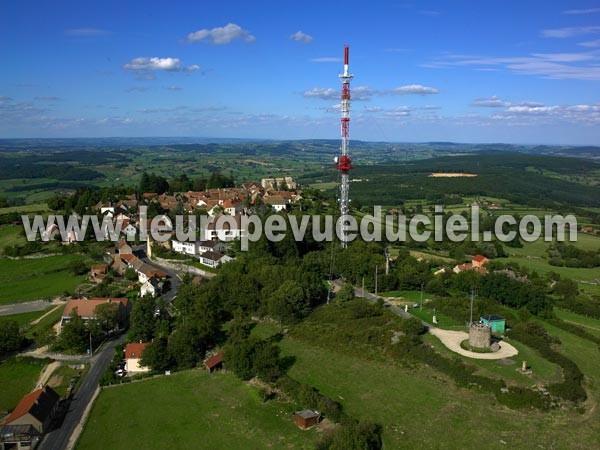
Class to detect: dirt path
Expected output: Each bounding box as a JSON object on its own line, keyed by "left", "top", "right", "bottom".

{"left": 429, "top": 327, "right": 519, "bottom": 360}
{"left": 30, "top": 304, "right": 62, "bottom": 325}
{"left": 37, "top": 361, "right": 61, "bottom": 387}
{"left": 564, "top": 319, "right": 600, "bottom": 333}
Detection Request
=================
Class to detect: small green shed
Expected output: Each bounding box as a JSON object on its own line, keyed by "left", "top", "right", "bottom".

{"left": 480, "top": 315, "right": 506, "bottom": 333}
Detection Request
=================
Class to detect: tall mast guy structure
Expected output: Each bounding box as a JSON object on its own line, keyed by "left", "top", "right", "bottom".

{"left": 335, "top": 45, "right": 354, "bottom": 247}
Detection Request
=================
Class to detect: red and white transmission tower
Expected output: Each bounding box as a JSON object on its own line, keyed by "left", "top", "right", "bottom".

{"left": 334, "top": 45, "right": 354, "bottom": 247}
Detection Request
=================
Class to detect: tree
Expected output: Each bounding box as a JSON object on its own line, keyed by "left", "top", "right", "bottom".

{"left": 553, "top": 278, "right": 578, "bottom": 301}
{"left": 168, "top": 322, "right": 209, "bottom": 369}
{"left": 335, "top": 283, "right": 356, "bottom": 303}
{"left": 129, "top": 297, "right": 157, "bottom": 342}
{"left": 0, "top": 320, "right": 26, "bottom": 355}
{"left": 268, "top": 280, "right": 310, "bottom": 323}
{"left": 228, "top": 310, "right": 253, "bottom": 343}
{"left": 95, "top": 302, "right": 120, "bottom": 333}
{"left": 56, "top": 309, "right": 89, "bottom": 353}
{"left": 316, "top": 420, "right": 382, "bottom": 450}
{"left": 140, "top": 338, "right": 171, "bottom": 371}
{"left": 223, "top": 339, "right": 256, "bottom": 380}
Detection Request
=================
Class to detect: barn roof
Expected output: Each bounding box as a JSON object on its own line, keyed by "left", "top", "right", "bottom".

{"left": 204, "top": 352, "right": 223, "bottom": 370}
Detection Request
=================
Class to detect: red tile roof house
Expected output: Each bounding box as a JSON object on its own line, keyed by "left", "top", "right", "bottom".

{"left": 1, "top": 386, "right": 60, "bottom": 448}
{"left": 124, "top": 342, "right": 150, "bottom": 374}
{"left": 203, "top": 352, "right": 223, "bottom": 373}
{"left": 472, "top": 254, "right": 489, "bottom": 268}
{"left": 89, "top": 264, "right": 108, "bottom": 283}
{"left": 60, "top": 298, "right": 130, "bottom": 332}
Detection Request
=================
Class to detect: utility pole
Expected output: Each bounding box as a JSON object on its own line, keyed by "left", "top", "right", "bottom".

{"left": 420, "top": 282, "right": 424, "bottom": 311}
{"left": 89, "top": 332, "right": 93, "bottom": 356}
{"left": 375, "top": 265, "right": 378, "bottom": 296}
{"left": 469, "top": 289, "right": 475, "bottom": 325}
{"left": 362, "top": 276, "right": 365, "bottom": 297}
{"left": 384, "top": 245, "right": 390, "bottom": 275}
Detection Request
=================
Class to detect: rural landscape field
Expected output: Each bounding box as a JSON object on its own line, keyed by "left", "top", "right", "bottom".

{"left": 2, "top": 1, "right": 600, "bottom": 449}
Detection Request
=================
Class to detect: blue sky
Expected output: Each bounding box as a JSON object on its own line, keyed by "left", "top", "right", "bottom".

{"left": 1, "top": 0, "right": 600, "bottom": 144}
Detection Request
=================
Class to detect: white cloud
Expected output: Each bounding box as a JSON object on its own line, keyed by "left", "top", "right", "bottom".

{"left": 363, "top": 106, "right": 383, "bottom": 112}
{"left": 123, "top": 57, "right": 199, "bottom": 73}
{"left": 471, "top": 96, "right": 511, "bottom": 107}
{"left": 303, "top": 86, "right": 374, "bottom": 101}
{"left": 65, "top": 28, "right": 110, "bottom": 36}
{"left": 290, "top": 31, "right": 313, "bottom": 43}
{"left": 124, "top": 57, "right": 181, "bottom": 71}
{"left": 303, "top": 88, "right": 338, "bottom": 100}
{"left": 562, "top": 8, "right": 600, "bottom": 14}
{"left": 531, "top": 52, "right": 597, "bottom": 62}
{"left": 185, "top": 65, "right": 200, "bottom": 71}
{"left": 352, "top": 86, "right": 376, "bottom": 100}
{"left": 310, "top": 57, "right": 342, "bottom": 62}
{"left": 542, "top": 26, "right": 600, "bottom": 38}
{"left": 579, "top": 39, "right": 600, "bottom": 47}
{"left": 393, "top": 84, "right": 439, "bottom": 95}
{"left": 34, "top": 96, "right": 61, "bottom": 101}
{"left": 425, "top": 52, "right": 600, "bottom": 80}
{"left": 186, "top": 23, "right": 255, "bottom": 45}
{"left": 163, "top": 86, "right": 182, "bottom": 91}
{"left": 0, "top": 96, "right": 13, "bottom": 101}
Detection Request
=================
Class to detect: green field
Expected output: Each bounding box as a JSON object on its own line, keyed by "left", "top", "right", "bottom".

{"left": 276, "top": 330, "right": 600, "bottom": 449}
{"left": 554, "top": 309, "right": 600, "bottom": 338}
{"left": 0, "top": 255, "right": 86, "bottom": 304}
{"left": 0, "top": 306, "right": 54, "bottom": 329}
{"left": 0, "top": 357, "right": 47, "bottom": 414}
{"left": 0, "top": 225, "right": 27, "bottom": 252}
{"left": 0, "top": 202, "right": 49, "bottom": 214}
{"left": 77, "top": 370, "right": 318, "bottom": 450}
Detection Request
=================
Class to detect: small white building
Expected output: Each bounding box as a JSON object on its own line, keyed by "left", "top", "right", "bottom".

{"left": 140, "top": 278, "right": 161, "bottom": 297}
{"left": 198, "top": 240, "right": 227, "bottom": 255}
{"left": 124, "top": 342, "right": 150, "bottom": 374}
{"left": 172, "top": 239, "right": 202, "bottom": 256}
{"left": 204, "top": 214, "right": 246, "bottom": 241}
{"left": 199, "top": 251, "right": 233, "bottom": 269}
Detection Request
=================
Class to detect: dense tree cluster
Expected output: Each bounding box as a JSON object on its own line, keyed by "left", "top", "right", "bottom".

{"left": 548, "top": 243, "right": 600, "bottom": 268}
{"left": 139, "top": 172, "right": 169, "bottom": 195}
{"left": 0, "top": 320, "right": 27, "bottom": 355}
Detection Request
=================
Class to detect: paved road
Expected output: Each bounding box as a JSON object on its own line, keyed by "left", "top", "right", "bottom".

{"left": 39, "top": 335, "right": 126, "bottom": 450}
{"left": 332, "top": 279, "right": 413, "bottom": 320}
{"left": 0, "top": 299, "right": 63, "bottom": 316}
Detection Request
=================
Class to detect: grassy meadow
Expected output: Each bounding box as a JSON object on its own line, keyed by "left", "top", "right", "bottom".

{"left": 77, "top": 370, "right": 318, "bottom": 450}
{"left": 0, "top": 254, "right": 86, "bottom": 304}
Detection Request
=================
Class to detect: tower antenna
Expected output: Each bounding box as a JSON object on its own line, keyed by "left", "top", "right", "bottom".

{"left": 335, "top": 45, "right": 354, "bottom": 248}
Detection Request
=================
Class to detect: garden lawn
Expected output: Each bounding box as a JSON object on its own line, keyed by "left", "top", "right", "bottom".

{"left": 77, "top": 370, "right": 317, "bottom": 450}
{"left": 0, "top": 255, "right": 86, "bottom": 304}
